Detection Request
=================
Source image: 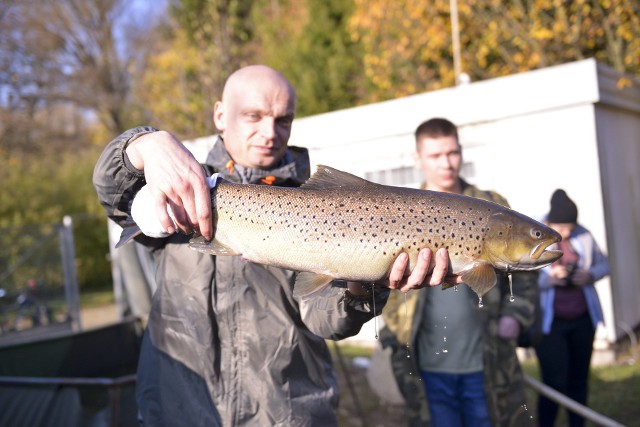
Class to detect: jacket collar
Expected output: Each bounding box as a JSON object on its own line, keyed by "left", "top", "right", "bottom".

{"left": 205, "top": 136, "right": 311, "bottom": 187}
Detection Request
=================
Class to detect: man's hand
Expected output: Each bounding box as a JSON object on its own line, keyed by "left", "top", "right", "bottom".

{"left": 126, "top": 131, "right": 213, "bottom": 240}
{"left": 374, "top": 248, "right": 462, "bottom": 293}
{"left": 498, "top": 315, "right": 521, "bottom": 339}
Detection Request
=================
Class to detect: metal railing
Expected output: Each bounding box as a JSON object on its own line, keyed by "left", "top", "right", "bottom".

{"left": 524, "top": 374, "right": 626, "bottom": 427}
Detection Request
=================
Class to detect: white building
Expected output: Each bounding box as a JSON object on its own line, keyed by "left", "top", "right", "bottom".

{"left": 283, "top": 59, "right": 639, "bottom": 362}
{"left": 141, "top": 59, "right": 640, "bottom": 363}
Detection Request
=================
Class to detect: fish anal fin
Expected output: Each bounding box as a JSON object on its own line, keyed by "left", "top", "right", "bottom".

{"left": 301, "top": 165, "right": 378, "bottom": 190}
{"left": 460, "top": 263, "right": 498, "bottom": 297}
{"left": 188, "top": 235, "right": 241, "bottom": 256}
{"left": 293, "top": 272, "right": 334, "bottom": 299}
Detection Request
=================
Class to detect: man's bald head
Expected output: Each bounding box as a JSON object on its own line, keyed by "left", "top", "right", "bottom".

{"left": 213, "top": 65, "right": 297, "bottom": 169}
{"left": 222, "top": 65, "right": 296, "bottom": 108}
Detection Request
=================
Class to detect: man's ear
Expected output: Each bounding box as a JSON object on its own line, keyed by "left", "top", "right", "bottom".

{"left": 213, "top": 101, "right": 225, "bottom": 130}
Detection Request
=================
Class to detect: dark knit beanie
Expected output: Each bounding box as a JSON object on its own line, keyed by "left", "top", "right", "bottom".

{"left": 547, "top": 189, "right": 578, "bottom": 224}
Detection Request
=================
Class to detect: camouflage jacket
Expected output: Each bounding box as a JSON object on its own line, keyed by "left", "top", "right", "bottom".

{"left": 381, "top": 180, "right": 539, "bottom": 427}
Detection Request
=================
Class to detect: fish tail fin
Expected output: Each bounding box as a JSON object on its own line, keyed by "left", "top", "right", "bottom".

{"left": 116, "top": 224, "right": 143, "bottom": 248}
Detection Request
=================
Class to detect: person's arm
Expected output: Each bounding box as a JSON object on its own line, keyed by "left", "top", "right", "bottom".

{"left": 574, "top": 232, "right": 609, "bottom": 285}
{"left": 93, "top": 126, "right": 158, "bottom": 226}
{"left": 123, "top": 130, "right": 213, "bottom": 240}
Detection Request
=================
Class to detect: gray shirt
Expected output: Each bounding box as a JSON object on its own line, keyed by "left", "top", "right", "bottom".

{"left": 416, "top": 285, "right": 484, "bottom": 373}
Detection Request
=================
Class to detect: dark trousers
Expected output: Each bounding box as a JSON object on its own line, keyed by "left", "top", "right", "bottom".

{"left": 535, "top": 313, "right": 595, "bottom": 427}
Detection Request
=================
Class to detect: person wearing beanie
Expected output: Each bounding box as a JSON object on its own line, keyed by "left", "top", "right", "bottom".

{"left": 547, "top": 189, "right": 578, "bottom": 224}
{"left": 535, "top": 189, "right": 610, "bottom": 427}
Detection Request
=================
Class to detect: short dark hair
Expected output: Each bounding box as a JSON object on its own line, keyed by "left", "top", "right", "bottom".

{"left": 414, "top": 118, "right": 459, "bottom": 149}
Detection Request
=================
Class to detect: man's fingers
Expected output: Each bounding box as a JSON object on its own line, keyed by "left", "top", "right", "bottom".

{"left": 398, "top": 249, "right": 432, "bottom": 292}
{"left": 387, "top": 252, "right": 409, "bottom": 290}
{"left": 426, "top": 248, "right": 449, "bottom": 286}
{"left": 193, "top": 177, "right": 213, "bottom": 240}
{"left": 152, "top": 192, "right": 176, "bottom": 234}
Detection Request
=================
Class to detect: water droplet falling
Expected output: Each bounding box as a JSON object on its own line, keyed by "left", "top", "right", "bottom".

{"left": 372, "top": 284, "right": 379, "bottom": 339}
{"left": 442, "top": 316, "right": 448, "bottom": 352}
{"left": 508, "top": 272, "right": 515, "bottom": 302}
{"left": 478, "top": 296, "right": 484, "bottom": 308}
{"left": 404, "top": 292, "right": 411, "bottom": 358}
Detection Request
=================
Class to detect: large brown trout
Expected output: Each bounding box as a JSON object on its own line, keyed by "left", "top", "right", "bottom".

{"left": 119, "top": 165, "right": 562, "bottom": 298}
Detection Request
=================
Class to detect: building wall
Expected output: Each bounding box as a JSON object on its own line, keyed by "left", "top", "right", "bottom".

{"left": 285, "top": 59, "right": 640, "bottom": 350}
{"left": 182, "top": 59, "right": 640, "bottom": 354}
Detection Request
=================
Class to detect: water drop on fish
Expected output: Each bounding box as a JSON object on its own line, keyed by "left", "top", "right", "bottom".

{"left": 442, "top": 348, "right": 448, "bottom": 353}
{"left": 478, "top": 297, "right": 484, "bottom": 308}
{"left": 454, "top": 285, "right": 459, "bottom": 292}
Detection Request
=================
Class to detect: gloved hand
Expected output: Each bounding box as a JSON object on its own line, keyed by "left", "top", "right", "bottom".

{"left": 497, "top": 315, "right": 520, "bottom": 339}
{"left": 131, "top": 174, "right": 220, "bottom": 238}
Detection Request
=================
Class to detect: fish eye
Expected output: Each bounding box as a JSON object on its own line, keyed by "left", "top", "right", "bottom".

{"left": 530, "top": 228, "right": 543, "bottom": 239}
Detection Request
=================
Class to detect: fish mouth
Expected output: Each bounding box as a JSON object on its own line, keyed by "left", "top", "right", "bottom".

{"left": 530, "top": 237, "right": 563, "bottom": 264}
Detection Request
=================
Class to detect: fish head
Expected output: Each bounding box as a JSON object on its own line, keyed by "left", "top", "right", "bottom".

{"left": 483, "top": 211, "right": 563, "bottom": 272}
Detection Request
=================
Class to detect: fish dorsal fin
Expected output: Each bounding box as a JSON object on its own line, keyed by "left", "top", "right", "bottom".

{"left": 460, "top": 262, "right": 498, "bottom": 297}
{"left": 293, "top": 272, "right": 335, "bottom": 299}
{"left": 188, "top": 234, "right": 242, "bottom": 256}
{"left": 301, "top": 165, "right": 377, "bottom": 190}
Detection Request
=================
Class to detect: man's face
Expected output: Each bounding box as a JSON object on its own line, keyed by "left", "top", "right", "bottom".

{"left": 214, "top": 77, "right": 295, "bottom": 169}
{"left": 415, "top": 135, "right": 462, "bottom": 193}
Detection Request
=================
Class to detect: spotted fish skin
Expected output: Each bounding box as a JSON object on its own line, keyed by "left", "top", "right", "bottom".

{"left": 188, "top": 165, "right": 562, "bottom": 298}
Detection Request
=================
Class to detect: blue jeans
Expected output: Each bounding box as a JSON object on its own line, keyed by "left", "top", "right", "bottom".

{"left": 419, "top": 370, "right": 491, "bottom": 427}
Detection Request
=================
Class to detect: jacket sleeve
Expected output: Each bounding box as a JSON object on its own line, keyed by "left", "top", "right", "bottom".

{"left": 297, "top": 283, "right": 390, "bottom": 340}
{"left": 585, "top": 235, "right": 609, "bottom": 282}
{"left": 93, "top": 126, "right": 158, "bottom": 225}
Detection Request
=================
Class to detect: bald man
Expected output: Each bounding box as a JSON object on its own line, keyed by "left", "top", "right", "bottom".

{"left": 94, "top": 65, "right": 458, "bottom": 426}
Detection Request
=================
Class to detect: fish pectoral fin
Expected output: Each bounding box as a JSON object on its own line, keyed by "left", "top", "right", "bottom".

{"left": 293, "top": 272, "right": 334, "bottom": 299}
{"left": 460, "top": 263, "right": 498, "bottom": 297}
{"left": 188, "top": 235, "right": 241, "bottom": 256}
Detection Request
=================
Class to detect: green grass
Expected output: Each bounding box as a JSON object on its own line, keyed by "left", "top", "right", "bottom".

{"left": 332, "top": 343, "right": 640, "bottom": 427}
{"left": 521, "top": 358, "right": 640, "bottom": 427}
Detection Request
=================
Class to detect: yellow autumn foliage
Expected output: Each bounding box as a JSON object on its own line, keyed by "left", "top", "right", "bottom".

{"left": 348, "top": 0, "right": 640, "bottom": 102}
